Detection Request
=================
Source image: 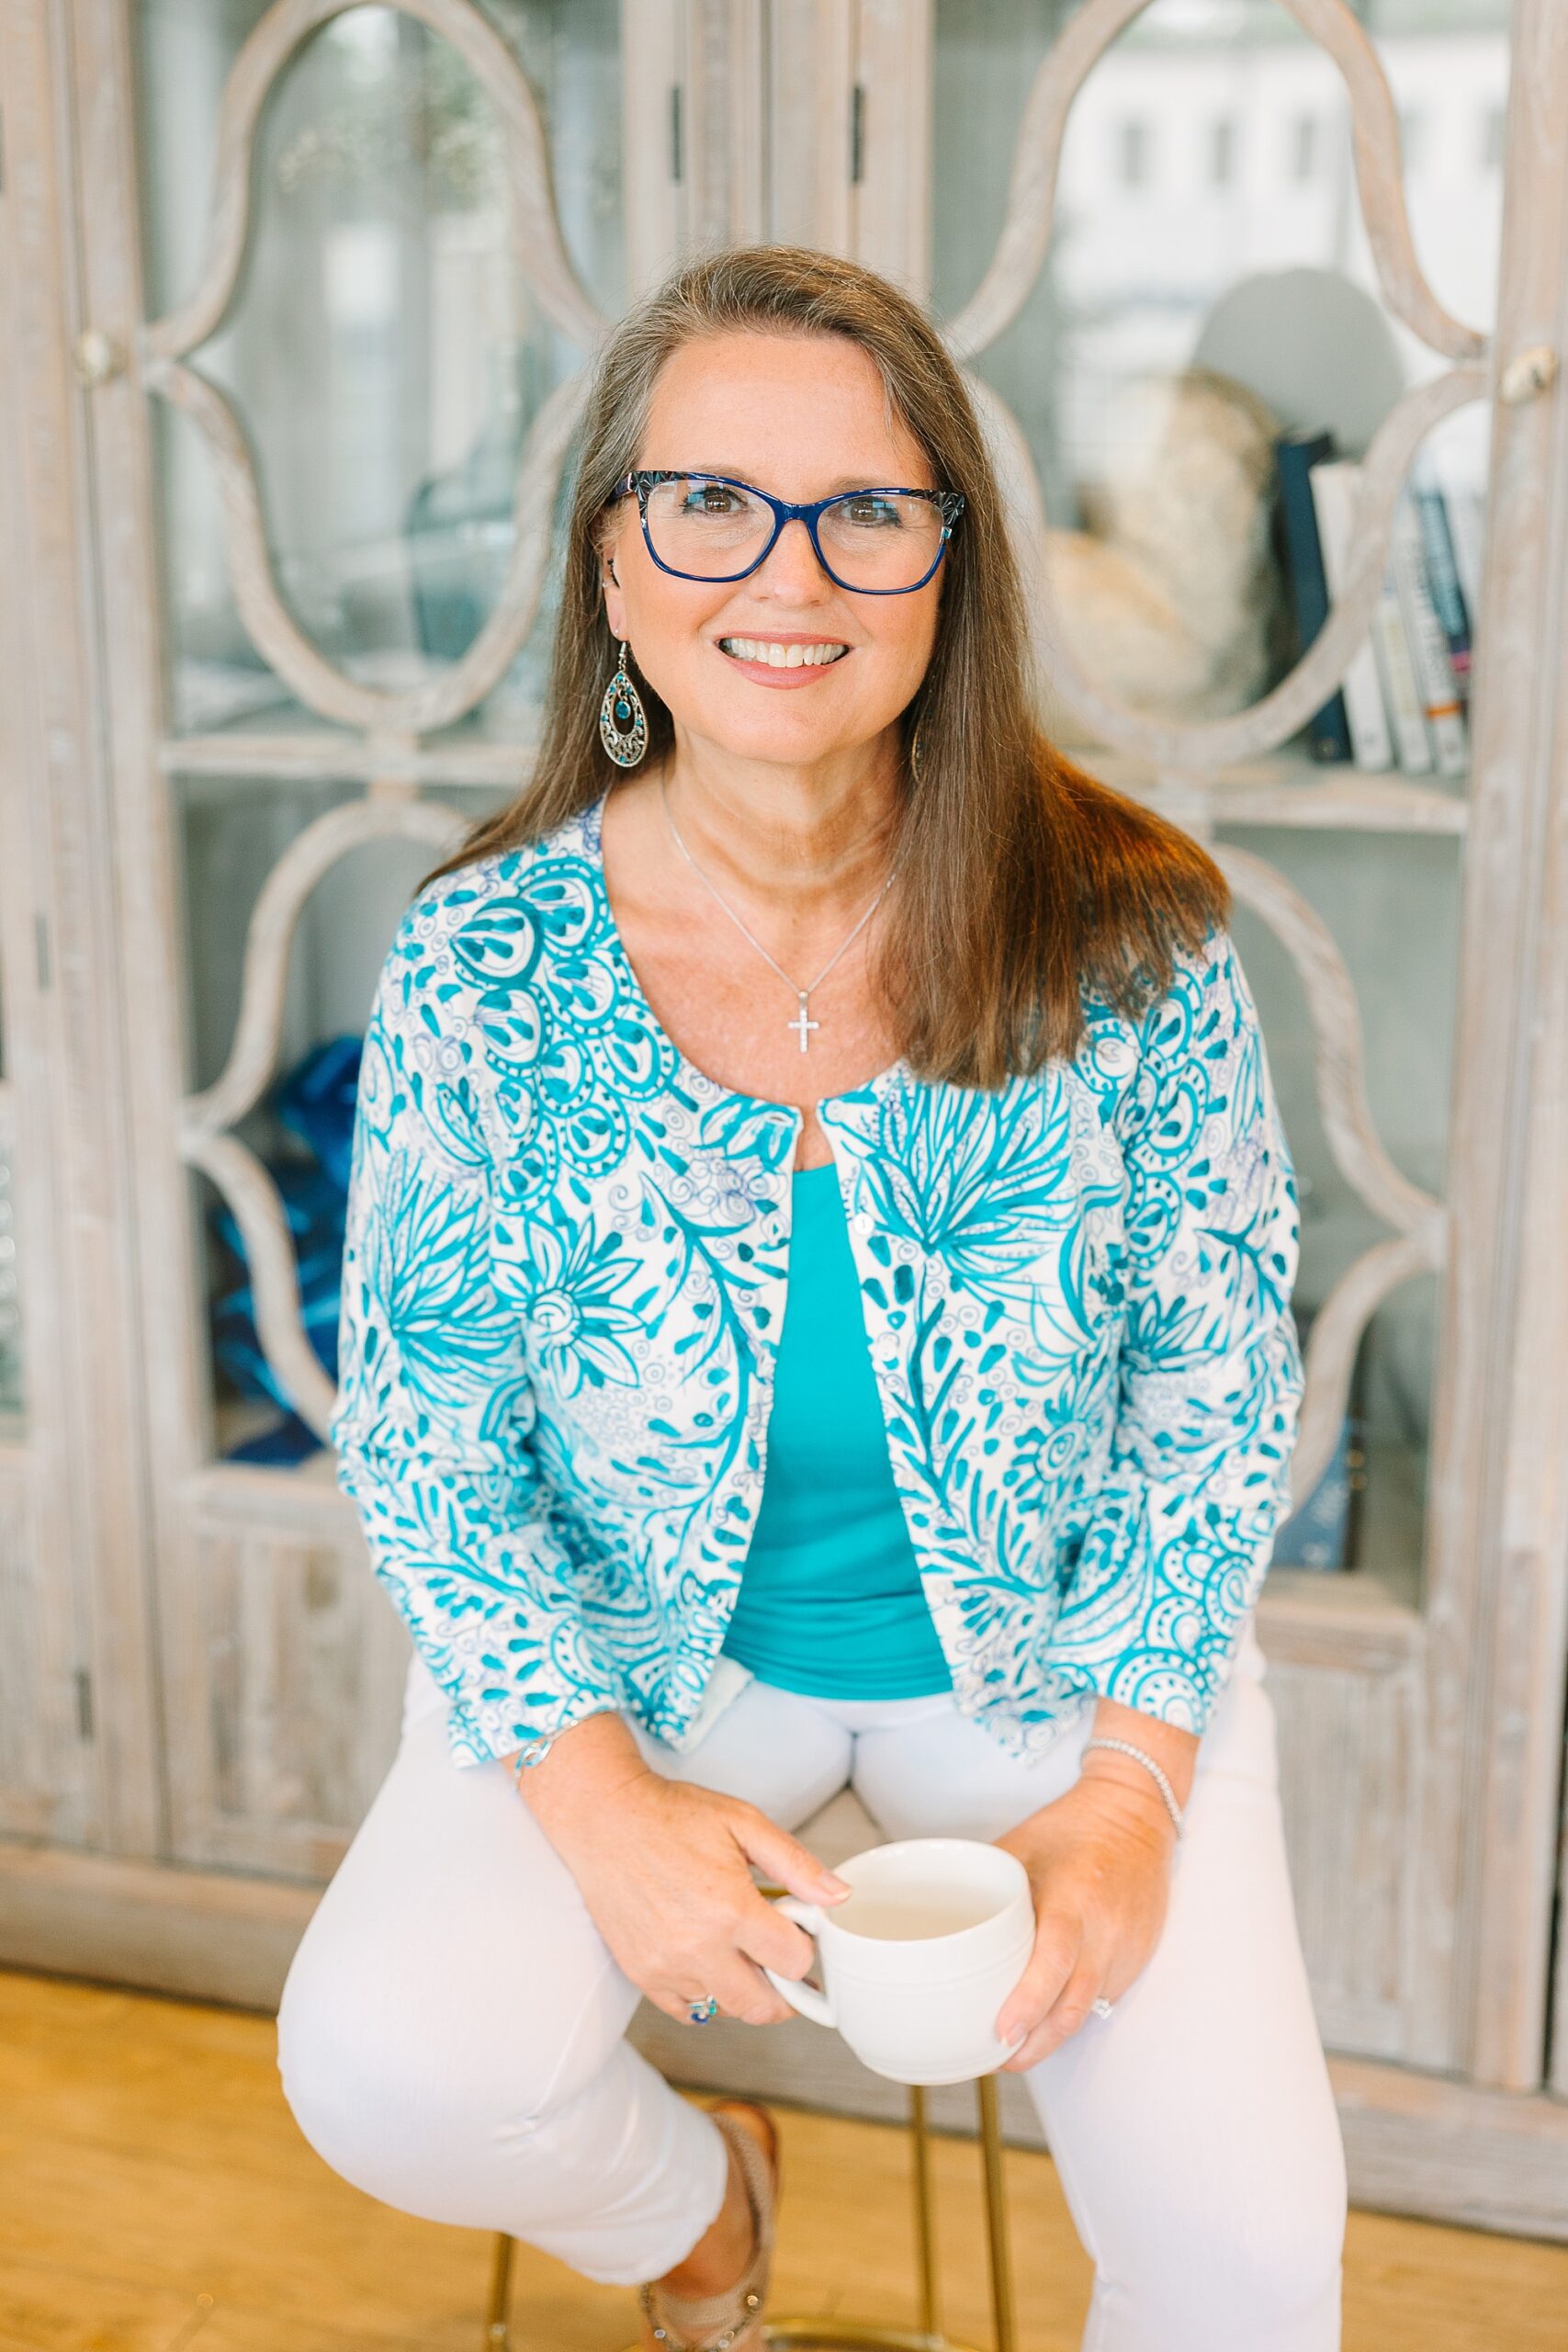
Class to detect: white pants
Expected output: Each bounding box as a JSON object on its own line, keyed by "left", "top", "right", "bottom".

{"left": 276, "top": 1617, "right": 1347, "bottom": 2351}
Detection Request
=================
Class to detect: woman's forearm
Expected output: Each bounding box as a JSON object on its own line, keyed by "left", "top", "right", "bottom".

{"left": 1077, "top": 1694, "right": 1199, "bottom": 1817}
{"left": 504, "top": 1709, "right": 651, "bottom": 1833}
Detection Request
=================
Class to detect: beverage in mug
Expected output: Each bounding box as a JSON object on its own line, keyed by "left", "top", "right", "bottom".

{"left": 762, "top": 1837, "right": 1034, "bottom": 2085}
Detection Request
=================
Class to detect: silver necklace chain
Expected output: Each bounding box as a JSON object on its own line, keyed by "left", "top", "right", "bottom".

{"left": 660, "top": 773, "right": 896, "bottom": 1053}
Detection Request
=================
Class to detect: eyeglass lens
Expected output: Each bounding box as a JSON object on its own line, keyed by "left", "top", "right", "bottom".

{"left": 643, "top": 477, "right": 945, "bottom": 590}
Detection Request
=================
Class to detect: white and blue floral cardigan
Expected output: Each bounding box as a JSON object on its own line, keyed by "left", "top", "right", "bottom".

{"left": 331, "top": 787, "right": 1304, "bottom": 1770}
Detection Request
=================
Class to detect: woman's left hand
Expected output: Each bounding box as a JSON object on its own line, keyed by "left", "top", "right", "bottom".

{"left": 991, "top": 1776, "right": 1179, "bottom": 2069}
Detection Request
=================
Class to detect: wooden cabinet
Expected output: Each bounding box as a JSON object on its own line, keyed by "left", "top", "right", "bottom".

{"left": 3, "top": 0, "right": 1566, "bottom": 2233}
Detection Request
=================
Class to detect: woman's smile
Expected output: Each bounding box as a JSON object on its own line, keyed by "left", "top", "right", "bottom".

{"left": 713, "top": 629, "right": 853, "bottom": 686}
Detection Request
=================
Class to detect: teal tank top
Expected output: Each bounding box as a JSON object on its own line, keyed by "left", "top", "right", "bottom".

{"left": 720, "top": 1159, "right": 953, "bottom": 1699}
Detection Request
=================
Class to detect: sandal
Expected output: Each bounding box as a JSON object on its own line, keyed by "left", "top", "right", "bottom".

{"left": 637, "top": 2099, "right": 780, "bottom": 2349}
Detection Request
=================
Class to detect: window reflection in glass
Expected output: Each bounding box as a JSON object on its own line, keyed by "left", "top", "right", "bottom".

{"left": 137, "top": 0, "right": 622, "bottom": 736}
{"left": 933, "top": 0, "right": 1510, "bottom": 714}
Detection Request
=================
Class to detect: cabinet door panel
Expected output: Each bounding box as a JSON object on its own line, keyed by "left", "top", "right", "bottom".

{"left": 98, "top": 0, "right": 624, "bottom": 1871}
{"left": 923, "top": 0, "right": 1566, "bottom": 2083}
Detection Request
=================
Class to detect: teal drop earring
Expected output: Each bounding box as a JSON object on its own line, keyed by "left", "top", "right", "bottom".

{"left": 599, "top": 639, "right": 648, "bottom": 768}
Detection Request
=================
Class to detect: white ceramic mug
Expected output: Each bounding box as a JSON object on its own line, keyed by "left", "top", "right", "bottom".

{"left": 761, "top": 1837, "right": 1035, "bottom": 2086}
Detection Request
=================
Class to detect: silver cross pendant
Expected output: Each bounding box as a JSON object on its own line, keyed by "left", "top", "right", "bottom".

{"left": 788, "top": 992, "right": 819, "bottom": 1052}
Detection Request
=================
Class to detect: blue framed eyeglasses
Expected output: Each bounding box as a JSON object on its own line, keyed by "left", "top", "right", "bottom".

{"left": 608, "top": 469, "right": 964, "bottom": 594}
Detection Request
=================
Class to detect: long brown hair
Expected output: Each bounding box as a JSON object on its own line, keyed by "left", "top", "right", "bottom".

{"left": 418, "top": 243, "right": 1227, "bottom": 1086}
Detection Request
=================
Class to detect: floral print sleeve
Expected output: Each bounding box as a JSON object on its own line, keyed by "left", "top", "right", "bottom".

{"left": 1044, "top": 926, "right": 1306, "bottom": 1733}
{"left": 329, "top": 904, "right": 625, "bottom": 1769}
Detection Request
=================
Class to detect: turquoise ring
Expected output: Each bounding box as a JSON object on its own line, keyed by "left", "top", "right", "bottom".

{"left": 686, "top": 1994, "right": 719, "bottom": 2025}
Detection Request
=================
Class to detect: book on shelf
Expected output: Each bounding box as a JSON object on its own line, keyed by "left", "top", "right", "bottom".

{"left": 1308, "top": 458, "right": 1393, "bottom": 771}
{"left": 1444, "top": 481, "right": 1485, "bottom": 639}
{"left": 1390, "top": 486, "right": 1470, "bottom": 777}
{"left": 1370, "top": 545, "right": 1435, "bottom": 775}
{"left": 1273, "top": 427, "right": 1482, "bottom": 781}
{"left": 1274, "top": 428, "right": 1352, "bottom": 763}
{"left": 1411, "top": 460, "right": 1472, "bottom": 706}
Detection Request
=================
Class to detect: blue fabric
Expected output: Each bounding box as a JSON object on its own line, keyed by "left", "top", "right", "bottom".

{"left": 330, "top": 787, "right": 1304, "bottom": 1770}
{"left": 210, "top": 1033, "right": 364, "bottom": 1466}
{"left": 719, "top": 1161, "right": 953, "bottom": 1699}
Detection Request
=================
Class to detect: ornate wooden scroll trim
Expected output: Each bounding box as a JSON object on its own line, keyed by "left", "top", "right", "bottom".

{"left": 184, "top": 797, "right": 465, "bottom": 1143}
{"left": 1292, "top": 1230, "right": 1436, "bottom": 1508}
{"left": 186, "top": 1125, "right": 337, "bottom": 1438}
{"left": 946, "top": 0, "right": 1489, "bottom": 368}
{"left": 139, "top": 0, "right": 606, "bottom": 368}
{"left": 140, "top": 357, "right": 587, "bottom": 732}
{"left": 1217, "top": 844, "right": 1446, "bottom": 1252}
{"left": 1215, "top": 842, "right": 1447, "bottom": 1507}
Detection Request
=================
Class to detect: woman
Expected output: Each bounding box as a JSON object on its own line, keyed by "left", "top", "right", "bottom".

{"left": 278, "top": 244, "right": 1347, "bottom": 2351}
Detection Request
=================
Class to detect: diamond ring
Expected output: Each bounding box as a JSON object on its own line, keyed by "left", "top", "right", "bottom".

{"left": 687, "top": 1994, "right": 719, "bottom": 2025}
{"left": 1090, "top": 1996, "right": 1114, "bottom": 2020}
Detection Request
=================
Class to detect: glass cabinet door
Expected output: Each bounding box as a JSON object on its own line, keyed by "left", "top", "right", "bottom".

{"left": 134, "top": 0, "right": 623, "bottom": 1467}
{"left": 107, "top": 0, "right": 627, "bottom": 1870}
{"left": 932, "top": 0, "right": 1507, "bottom": 1614}
{"left": 928, "top": 0, "right": 1516, "bottom": 2067}
{"left": 139, "top": 0, "right": 623, "bottom": 743}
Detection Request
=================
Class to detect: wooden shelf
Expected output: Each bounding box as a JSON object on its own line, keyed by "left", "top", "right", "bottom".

{"left": 1259, "top": 1564, "right": 1424, "bottom": 1679}
{"left": 161, "top": 714, "right": 540, "bottom": 790}
{"left": 159, "top": 714, "right": 1468, "bottom": 833}
{"left": 1084, "top": 743, "right": 1469, "bottom": 835}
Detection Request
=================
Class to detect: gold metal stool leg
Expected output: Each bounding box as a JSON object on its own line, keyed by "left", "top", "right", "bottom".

{"left": 761, "top": 2076, "right": 1011, "bottom": 2351}
{"left": 484, "top": 2232, "right": 515, "bottom": 2348}
{"left": 910, "top": 2086, "right": 941, "bottom": 2341}
{"left": 976, "top": 2076, "right": 1018, "bottom": 2352}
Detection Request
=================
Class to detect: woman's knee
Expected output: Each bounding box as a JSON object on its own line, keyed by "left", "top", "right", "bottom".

{"left": 275, "top": 1921, "right": 463, "bottom": 2193}
{"left": 1200, "top": 2149, "right": 1346, "bottom": 2332}
{"left": 1105, "top": 2110, "right": 1348, "bottom": 2341}
{"left": 275, "top": 1894, "right": 631, "bottom": 2206}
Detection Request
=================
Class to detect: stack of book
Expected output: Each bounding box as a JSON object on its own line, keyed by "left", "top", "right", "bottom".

{"left": 1274, "top": 427, "right": 1478, "bottom": 776}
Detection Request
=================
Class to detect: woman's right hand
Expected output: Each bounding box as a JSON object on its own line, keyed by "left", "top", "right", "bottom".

{"left": 513, "top": 1712, "right": 850, "bottom": 2025}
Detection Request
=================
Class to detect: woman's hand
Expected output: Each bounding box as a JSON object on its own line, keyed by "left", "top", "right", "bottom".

{"left": 514, "top": 1713, "right": 849, "bottom": 2025}
{"left": 992, "top": 1773, "right": 1179, "bottom": 2069}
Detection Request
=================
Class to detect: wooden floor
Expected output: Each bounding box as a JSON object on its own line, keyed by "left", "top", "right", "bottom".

{"left": 5, "top": 1968, "right": 1568, "bottom": 2352}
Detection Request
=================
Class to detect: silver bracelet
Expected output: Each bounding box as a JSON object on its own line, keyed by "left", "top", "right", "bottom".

{"left": 509, "top": 1705, "right": 616, "bottom": 1786}
{"left": 1080, "top": 1736, "right": 1186, "bottom": 1840}
{"left": 510, "top": 1732, "right": 558, "bottom": 1785}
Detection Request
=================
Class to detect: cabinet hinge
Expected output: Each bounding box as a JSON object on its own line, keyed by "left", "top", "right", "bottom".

{"left": 671, "top": 84, "right": 683, "bottom": 184}
{"left": 851, "top": 84, "right": 865, "bottom": 185}
{"left": 74, "top": 1667, "right": 95, "bottom": 1741}
{"left": 35, "top": 912, "right": 51, "bottom": 989}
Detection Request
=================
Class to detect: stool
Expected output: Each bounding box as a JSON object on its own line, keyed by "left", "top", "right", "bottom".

{"left": 482, "top": 2073, "right": 1018, "bottom": 2352}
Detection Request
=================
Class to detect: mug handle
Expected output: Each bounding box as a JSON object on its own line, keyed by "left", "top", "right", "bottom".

{"left": 761, "top": 1894, "right": 836, "bottom": 2027}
